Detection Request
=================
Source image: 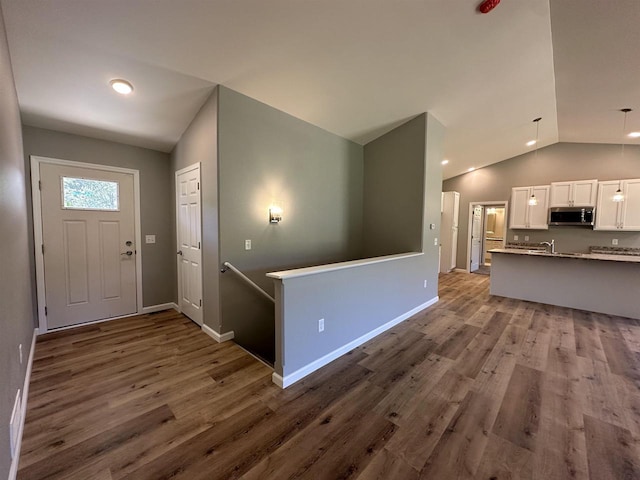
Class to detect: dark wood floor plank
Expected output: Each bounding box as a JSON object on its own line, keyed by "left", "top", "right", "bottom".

{"left": 492, "top": 364, "right": 543, "bottom": 451}
{"left": 583, "top": 414, "right": 640, "bottom": 480}
{"left": 433, "top": 323, "right": 481, "bottom": 360}
{"left": 385, "top": 370, "right": 472, "bottom": 470}
{"left": 354, "top": 448, "right": 419, "bottom": 480}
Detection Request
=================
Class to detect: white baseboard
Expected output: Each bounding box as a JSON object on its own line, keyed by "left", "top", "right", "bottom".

{"left": 9, "top": 328, "right": 37, "bottom": 480}
{"left": 202, "top": 323, "right": 235, "bottom": 343}
{"left": 273, "top": 296, "right": 439, "bottom": 389}
{"left": 142, "top": 302, "right": 179, "bottom": 314}
{"left": 454, "top": 268, "right": 468, "bottom": 273}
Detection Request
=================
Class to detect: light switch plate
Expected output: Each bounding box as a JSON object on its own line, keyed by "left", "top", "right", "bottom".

{"left": 612, "top": 239, "right": 619, "bottom": 245}
{"left": 524, "top": 235, "right": 529, "bottom": 241}
{"left": 514, "top": 235, "right": 519, "bottom": 241}
{"left": 245, "top": 239, "right": 252, "bottom": 250}
{"left": 145, "top": 235, "right": 156, "bottom": 244}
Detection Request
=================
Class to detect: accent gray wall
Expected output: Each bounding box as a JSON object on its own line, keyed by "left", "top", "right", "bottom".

{"left": 22, "top": 126, "right": 175, "bottom": 307}
{"left": 363, "top": 115, "right": 426, "bottom": 257}
{"left": 443, "top": 142, "right": 640, "bottom": 269}
{"left": 217, "top": 86, "right": 364, "bottom": 363}
{"left": 273, "top": 112, "right": 444, "bottom": 380}
{"left": 170, "top": 87, "right": 221, "bottom": 331}
{"left": 0, "top": 5, "right": 35, "bottom": 477}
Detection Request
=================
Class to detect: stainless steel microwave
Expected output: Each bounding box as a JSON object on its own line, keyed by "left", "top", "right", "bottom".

{"left": 548, "top": 207, "right": 595, "bottom": 226}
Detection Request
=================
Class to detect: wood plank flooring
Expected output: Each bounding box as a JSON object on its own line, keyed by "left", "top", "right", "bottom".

{"left": 18, "top": 272, "right": 640, "bottom": 479}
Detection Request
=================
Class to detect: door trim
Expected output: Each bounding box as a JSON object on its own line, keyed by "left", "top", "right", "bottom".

{"left": 174, "top": 162, "right": 203, "bottom": 322}
{"left": 30, "top": 155, "right": 143, "bottom": 332}
{"left": 465, "top": 201, "right": 509, "bottom": 273}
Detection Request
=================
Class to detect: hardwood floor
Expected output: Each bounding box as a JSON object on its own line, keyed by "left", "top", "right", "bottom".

{"left": 18, "top": 272, "right": 640, "bottom": 479}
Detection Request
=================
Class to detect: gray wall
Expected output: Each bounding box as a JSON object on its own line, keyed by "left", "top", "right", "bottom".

{"left": 0, "top": 5, "right": 36, "bottom": 477}
{"left": 275, "top": 112, "right": 444, "bottom": 378}
{"left": 170, "top": 87, "right": 220, "bottom": 331}
{"left": 22, "top": 126, "right": 174, "bottom": 307}
{"left": 443, "top": 142, "right": 640, "bottom": 269}
{"left": 217, "top": 86, "right": 364, "bottom": 363}
{"left": 363, "top": 115, "right": 426, "bottom": 257}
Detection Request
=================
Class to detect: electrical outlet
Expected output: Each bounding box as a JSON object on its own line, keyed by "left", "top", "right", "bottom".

{"left": 318, "top": 318, "right": 324, "bottom": 332}
{"left": 424, "top": 280, "right": 428, "bottom": 288}
{"left": 10, "top": 390, "right": 21, "bottom": 459}
{"left": 434, "top": 237, "right": 438, "bottom": 246}
{"left": 19, "top": 344, "right": 22, "bottom": 365}
{"left": 524, "top": 235, "right": 529, "bottom": 241}
{"left": 514, "top": 235, "right": 519, "bottom": 241}
{"left": 145, "top": 235, "right": 156, "bottom": 244}
{"left": 612, "top": 238, "right": 619, "bottom": 245}
{"left": 245, "top": 239, "right": 252, "bottom": 250}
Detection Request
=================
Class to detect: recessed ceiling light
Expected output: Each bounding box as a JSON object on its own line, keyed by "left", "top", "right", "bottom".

{"left": 467, "top": 167, "right": 475, "bottom": 172}
{"left": 110, "top": 79, "right": 134, "bottom": 95}
{"left": 526, "top": 140, "right": 537, "bottom": 146}
{"left": 628, "top": 132, "right": 640, "bottom": 138}
{"left": 441, "top": 159, "right": 449, "bottom": 165}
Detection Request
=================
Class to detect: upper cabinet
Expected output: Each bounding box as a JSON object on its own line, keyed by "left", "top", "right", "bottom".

{"left": 510, "top": 185, "right": 550, "bottom": 230}
{"left": 550, "top": 180, "right": 598, "bottom": 207}
{"left": 595, "top": 179, "right": 640, "bottom": 231}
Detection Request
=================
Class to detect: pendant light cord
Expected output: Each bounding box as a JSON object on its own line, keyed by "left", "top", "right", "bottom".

{"left": 621, "top": 109, "right": 629, "bottom": 160}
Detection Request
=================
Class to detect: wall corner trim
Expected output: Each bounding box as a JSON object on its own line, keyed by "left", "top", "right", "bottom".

{"left": 8, "top": 328, "right": 38, "bottom": 480}
{"left": 141, "top": 303, "right": 179, "bottom": 314}
{"left": 274, "top": 296, "right": 439, "bottom": 389}
{"left": 202, "top": 324, "right": 235, "bottom": 343}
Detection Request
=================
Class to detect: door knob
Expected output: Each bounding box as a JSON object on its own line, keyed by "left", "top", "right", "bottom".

{"left": 121, "top": 251, "right": 133, "bottom": 256}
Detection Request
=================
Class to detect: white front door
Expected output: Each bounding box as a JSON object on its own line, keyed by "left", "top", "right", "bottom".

{"left": 176, "top": 164, "right": 203, "bottom": 325}
{"left": 39, "top": 162, "right": 137, "bottom": 329}
{"left": 470, "top": 205, "right": 484, "bottom": 272}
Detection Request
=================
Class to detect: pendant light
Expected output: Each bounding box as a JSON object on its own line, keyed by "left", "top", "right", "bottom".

{"left": 613, "top": 108, "right": 631, "bottom": 202}
{"left": 528, "top": 117, "right": 542, "bottom": 206}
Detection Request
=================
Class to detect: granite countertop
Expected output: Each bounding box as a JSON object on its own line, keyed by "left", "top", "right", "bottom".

{"left": 489, "top": 248, "right": 640, "bottom": 263}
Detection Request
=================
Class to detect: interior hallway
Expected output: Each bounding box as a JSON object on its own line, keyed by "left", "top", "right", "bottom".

{"left": 18, "top": 272, "right": 640, "bottom": 479}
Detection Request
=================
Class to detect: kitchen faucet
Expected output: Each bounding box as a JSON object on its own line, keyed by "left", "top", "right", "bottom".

{"left": 540, "top": 239, "right": 555, "bottom": 254}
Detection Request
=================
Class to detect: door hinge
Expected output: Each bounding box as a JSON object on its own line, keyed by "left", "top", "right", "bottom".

{"left": 44, "top": 306, "right": 48, "bottom": 315}
{"left": 197, "top": 181, "right": 200, "bottom": 190}
{"left": 198, "top": 241, "right": 201, "bottom": 249}
{"left": 41, "top": 244, "right": 44, "bottom": 254}
{"left": 199, "top": 299, "right": 202, "bottom": 307}
{"left": 38, "top": 180, "right": 42, "bottom": 190}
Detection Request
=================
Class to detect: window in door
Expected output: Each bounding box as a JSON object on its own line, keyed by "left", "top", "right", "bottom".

{"left": 62, "top": 177, "right": 120, "bottom": 211}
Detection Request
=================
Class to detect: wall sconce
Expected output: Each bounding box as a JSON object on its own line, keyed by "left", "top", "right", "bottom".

{"left": 269, "top": 205, "right": 283, "bottom": 224}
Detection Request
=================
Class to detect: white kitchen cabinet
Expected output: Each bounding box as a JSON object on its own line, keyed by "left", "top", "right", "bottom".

{"left": 550, "top": 180, "right": 598, "bottom": 207}
{"left": 510, "top": 185, "right": 550, "bottom": 229}
{"left": 595, "top": 178, "right": 640, "bottom": 231}
{"left": 440, "top": 191, "right": 459, "bottom": 273}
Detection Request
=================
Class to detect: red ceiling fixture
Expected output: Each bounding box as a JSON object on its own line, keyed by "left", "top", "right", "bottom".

{"left": 479, "top": 0, "right": 501, "bottom": 14}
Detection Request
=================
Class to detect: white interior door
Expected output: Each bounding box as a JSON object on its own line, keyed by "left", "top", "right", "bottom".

{"left": 176, "top": 164, "right": 203, "bottom": 325}
{"left": 40, "top": 163, "right": 137, "bottom": 329}
{"left": 470, "top": 205, "right": 484, "bottom": 272}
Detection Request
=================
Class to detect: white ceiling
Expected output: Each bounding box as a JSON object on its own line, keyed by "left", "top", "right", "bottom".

{"left": 1, "top": 0, "right": 638, "bottom": 179}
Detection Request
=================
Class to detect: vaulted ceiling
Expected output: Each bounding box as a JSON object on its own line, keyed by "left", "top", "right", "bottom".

{"left": 2, "top": 0, "right": 639, "bottom": 179}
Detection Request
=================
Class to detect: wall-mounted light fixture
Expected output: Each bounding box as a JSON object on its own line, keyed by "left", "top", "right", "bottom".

{"left": 269, "top": 205, "right": 283, "bottom": 223}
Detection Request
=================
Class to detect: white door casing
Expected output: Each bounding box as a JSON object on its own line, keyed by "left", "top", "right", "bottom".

{"left": 470, "top": 205, "right": 484, "bottom": 272}
{"left": 176, "top": 164, "right": 203, "bottom": 325}
{"left": 466, "top": 201, "right": 508, "bottom": 273}
{"left": 31, "top": 157, "right": 142, "bottom": 331}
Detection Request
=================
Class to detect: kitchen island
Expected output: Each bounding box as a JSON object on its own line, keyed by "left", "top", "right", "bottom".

{"left": 489, "top": 248, "right": 640, "bottom": 319}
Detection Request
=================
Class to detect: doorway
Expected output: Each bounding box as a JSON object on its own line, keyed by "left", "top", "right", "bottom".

{"left": 31, "top": 156, "right": 143, "bottom": 332}
{"left": 175, "top": 163, "right": 203, "bottom": 326}
{"left": 466, "top": 201, "right": 508, "bottom": 274}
